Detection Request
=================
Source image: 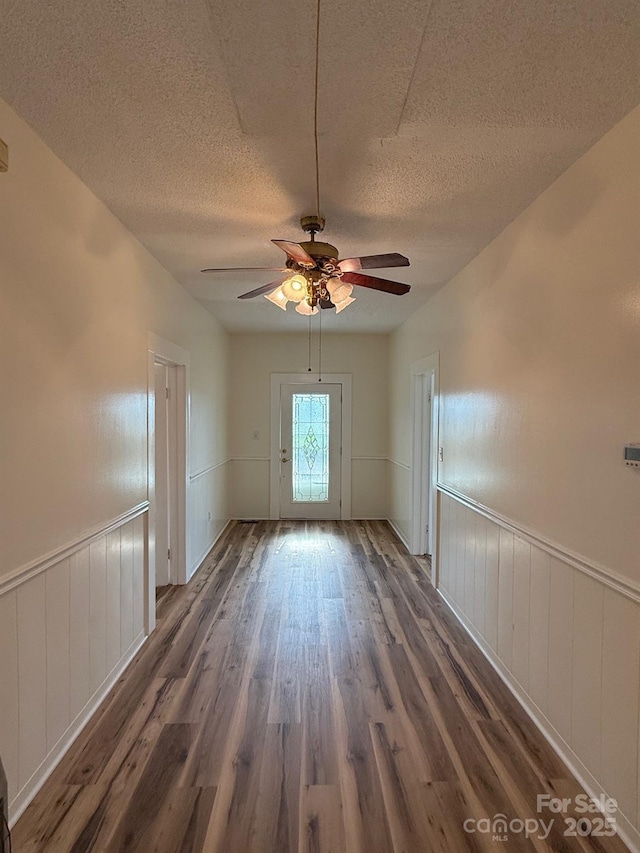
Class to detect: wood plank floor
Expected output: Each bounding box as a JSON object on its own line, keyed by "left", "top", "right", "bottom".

{"left": 13, "top": 521, "right": 629, "bottom": 852}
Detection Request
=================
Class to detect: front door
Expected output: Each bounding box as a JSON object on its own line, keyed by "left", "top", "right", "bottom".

{"left": 278, "top": 383, "right": 342, "bottom": 519}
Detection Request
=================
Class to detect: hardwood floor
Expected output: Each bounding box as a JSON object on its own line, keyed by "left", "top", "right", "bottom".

{"left": 13, "top": 521, "right": 628, "bottom": 852}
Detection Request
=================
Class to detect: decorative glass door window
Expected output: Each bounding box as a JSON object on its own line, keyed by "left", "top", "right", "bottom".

{"left": 277, "top": 381, "right": 342, "bottom": 520}
{"left": 292, "top": 393, "right": 330, "bottom": 502}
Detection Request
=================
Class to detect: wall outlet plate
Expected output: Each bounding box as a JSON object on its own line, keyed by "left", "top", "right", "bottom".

{"left": 0, "top": 138, "right": 7, "bottom": 172}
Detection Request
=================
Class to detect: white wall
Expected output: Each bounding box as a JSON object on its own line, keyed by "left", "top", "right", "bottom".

{"left": 389, "top": 106, "right": 640, "bottom": 847}
{"left": 390, "top": 106, "right": 640, "bottom": 581}
{"left": 228, "top": 332, "right": 389, "bottom": 519}
{"left": 0, "top": 97, "right": 229, "bottom": 820}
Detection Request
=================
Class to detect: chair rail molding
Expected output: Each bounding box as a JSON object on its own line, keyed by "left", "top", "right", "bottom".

{"left": 437, "top": 483, "right": 640, "bottom": 603}
{"left": 0, "top": 502, "right": 149, "bottom": 597}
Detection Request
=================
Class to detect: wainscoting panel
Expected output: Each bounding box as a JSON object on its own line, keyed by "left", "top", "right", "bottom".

{"left": 17, "top": 573, "right": 47, "bottom": 792}
{"left": 601, "top": 590, "right": 640, "bottom": 824}
{"left": 528, "top": 547, "right": 551, "bottom": 719}
{"left": 69, "top": 547, "right": 91, "bottom": 720}
{"left": 188, "top": 460, "right": 229, "bottom": 578}
{"left": 547, "top": 554, "right": 574, "bottom": 745}
{"left": 388, "top": 458, "right": 411, "bottom": 547}
{"left": 0, "top": 592, "right": 19, "bottom": 805}
{"left": 0, "top": 505, "right": 148, "bottom": 824}
{"left": 437, "top": 487, "right": 640, "bottom": 851}
{"left": 45, "top": 558, "right": 71, "bottom": 753}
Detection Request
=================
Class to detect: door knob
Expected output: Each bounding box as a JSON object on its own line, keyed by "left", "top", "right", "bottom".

{"left": 282, "top": 457, "right": 291, "bottom": 463}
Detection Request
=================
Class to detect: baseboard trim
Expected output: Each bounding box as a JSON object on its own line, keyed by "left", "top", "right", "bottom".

{"left": 0, "top": 502, "right": 150, "bottom": 597}
{"left": 386, "top": 518, "right": 410, "bottom": 550}
{"left": 188, "top": 518, "right": 233, "bottom": 581}
{"left": 9, "top": 631, "right": 147, "bottom": 827}
{"left": 437, "top": 484, "right": 639, "bottom": 604}
{"left": 438, "top": 586, "right": 639, "bottom": 853}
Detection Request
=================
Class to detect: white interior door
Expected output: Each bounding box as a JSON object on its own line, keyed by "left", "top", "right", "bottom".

{"left": 279, "top": 383, "right": 342, "bottom": 519}
{"left": 420, "top": 375, "right": 432, "bottom": 556}
{"left": 154, "top": 361, "right": 179, "bottom": 586}
{"left": 154, "top": 362, "right": 170, "bottom": 586}
{"left": 410, "top": 362, "right": 438, "bottom": 560}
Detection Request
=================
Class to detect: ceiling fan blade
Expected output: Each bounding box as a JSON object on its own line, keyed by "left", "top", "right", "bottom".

{"left": 338, "top": 253, "right": 410, "bottom": 273}
{"left": 201, "top": 267, "right": 287, "bottom": 273}
{"left": 272, "top": 240, "right": 316, "bottom": 267}
{"left": 340, "top": 271, "right": 411, "bottom": 296}
{"left": 238, "top": 277, "right": 288, "bottom": 299}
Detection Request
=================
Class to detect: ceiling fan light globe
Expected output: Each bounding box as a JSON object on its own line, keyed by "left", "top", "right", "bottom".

{"left": 334, "top": 295, "right": 355, "bottom": 314}
{"left": 327, "top": 279, "right": 353, "bottom": 303}
{"left": 264, "top": 286, "right": 289, "bottom": 311}
{"left": 295, "top": 301, "right": 318, "bottom": 316}
{"left": 281, "top": 274, "right": 308, "bottom": 302}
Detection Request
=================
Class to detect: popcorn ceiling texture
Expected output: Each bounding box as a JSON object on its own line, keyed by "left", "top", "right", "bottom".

{"left": 0, "top": 0, "right": 638, "bottom": 332}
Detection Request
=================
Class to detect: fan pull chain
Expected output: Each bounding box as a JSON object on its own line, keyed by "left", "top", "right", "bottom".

{"left": 308, "top": 314, "right": 312, "bottom": 372}
{"left": 318, "top": 307, "right": 322, "bottom": 382}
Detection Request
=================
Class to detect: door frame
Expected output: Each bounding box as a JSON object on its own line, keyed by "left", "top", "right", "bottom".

{"left": 147, "top": 333, "right": 190, "bottom": 634}
{"left": 269, "top": 373, "right": 352, "bottom": 520}
{"left": 410, "top": 353, "right": 440, "bottom": 580}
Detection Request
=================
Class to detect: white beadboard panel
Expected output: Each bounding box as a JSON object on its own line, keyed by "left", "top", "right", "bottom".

{"left": 1, "top": 507, "right": 149, "bottom": 826}
{"left": 445, "top": 493, "right": 455, "bottom": 595}
{"left": 89, "top": 538, "right": 108, "bottom": 694}
{"left": 473, "top": 512, "right": 486, "bottom": 635}
{"left": 547, "top": 556, "right": 574, "bottom": 745}
{"left": 600, "top": 590, "right": 640, "bottom": 826}
{"left": 17, "top": 574, "right": 47, "bottom": 789}
{"left": 571, "top": 572, "right": 604, "bottom": 781}
{"left": 528, "top": 548, "right": 551, "bottom": 718}
{"left": 454, "top": 499, "right": 466, "bottom": 605}
{"left": 45, "top": 558, "right": 71, "bottom": 751}
{"left": 132, "top": 515, "right": 145, "bottom": 638}
{"left": 511, "top": 536, "right": 531, "bottom": 693}
{"left": 351, "top": 458, "right": 389, "bottom": 520}
{"left": 0, "top": 591, "right": 19, "bottom": 802}
{"left": 439, "top": 492, "right": 451, "bottom": 594}
{"left": 388, "top": 460, "right": 411, "bottom": 549}
{"left": 105, "top": 529, "right": 122, "bottom": 673}
{"left": 436, "top": 489, "right": 640, "bottom": 847}
{"left": 188, "top": 461, "right": 229, "bottom": 579}
{"left": 119, "top": 521, "right": 134, "bottom": 655}
{"left": 69, "top": 547, "right": 91, "bottom": 719}
{"left": 464, "top": 505, "right": 476, "bottom": 617}
{"left": 497, "top": 527, "right": 514, "bottom": 670}
{"left": 484, "top": 521, "right": 499, "bottom": 653}
{"left": 228, "top": 458, "right": 270, "bottom": 520}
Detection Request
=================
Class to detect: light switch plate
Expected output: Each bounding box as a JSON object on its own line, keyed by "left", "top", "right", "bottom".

{"left": 0, "top": 138, "right": 7, "bottom": 172}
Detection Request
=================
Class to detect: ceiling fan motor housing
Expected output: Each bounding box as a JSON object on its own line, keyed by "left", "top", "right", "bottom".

{"left": 299, "top": 240, "right": 339, "bottom": 262}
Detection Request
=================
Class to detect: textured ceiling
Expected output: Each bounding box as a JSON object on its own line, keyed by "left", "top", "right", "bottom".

{"left": 0, "top": 0, "right": 638, "bottom": 332}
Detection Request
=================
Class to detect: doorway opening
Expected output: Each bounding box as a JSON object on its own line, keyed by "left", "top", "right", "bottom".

{"left": 270, "top": 374, "right": 352, "bottom": 520}
{"left": 410, "top": 353, "right": 440, "bottom": 582}
{"left": 147, "top": 333, "right": 189, "bottom": 635}
{"left": 153, "top": 360, "right": 179, "bottom": 589}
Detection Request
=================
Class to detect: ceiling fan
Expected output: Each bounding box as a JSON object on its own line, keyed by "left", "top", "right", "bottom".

{"left": 201, "top": 215, "right": 411, "bottom": 315}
